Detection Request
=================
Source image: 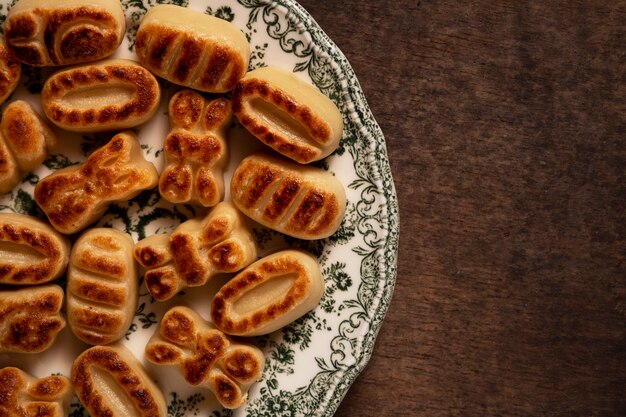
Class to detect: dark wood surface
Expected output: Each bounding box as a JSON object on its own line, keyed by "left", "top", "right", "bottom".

{"left": 296, "top": 1, "right": 626, "bottom": 416}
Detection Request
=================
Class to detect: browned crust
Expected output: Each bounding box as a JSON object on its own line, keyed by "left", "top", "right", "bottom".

{"left": 5, "top": 6, "right": 123, "bottom": 66}
{"left": 42, "top": 61, "right": 160, "bottom": 131}
{"left": 0, "top": 217, "right": 68, "bottom": 285}
{"left": 0, "top": 367, "right": 71, "bottom": 417}
{"left": 159, "top": 93, "right": 230, "bottom": 207}
{"left": 210, "top": 254, "right": 310, "bottom": 335}
{"left": 145, "top": 306, "right": 263, "bottom": 409}
{"left": 232, "top": 78, "right": 332, "bottom": 163}
{"left": 71, "top": 346, "right": 164, "bottom": 417}
{"left": 231, "top": 154, "right": 342, "bottom": 239}
{"left": 136, "top": 24, "right": 245, "bottom": 92}
{"left": 0, "top": 36, "right": 21, "bottom": 104}
{"left": 0, "top": 286, "right": 65, "bottom": 353}
{"left": 34, "top": 132, "right": 157, "bottom": 234}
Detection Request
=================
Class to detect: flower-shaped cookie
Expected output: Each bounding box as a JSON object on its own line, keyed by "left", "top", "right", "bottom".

{"left": 34, "top": 131, "right": 158, "bottom": 234}
{"left": 145, "top": 306, "right": 265, "bottom": 409}
{"left": 0, "top": 285, "right": 65, "bottom": 353}
{"left": 0, "top": 367, "right": 72, "bottom": 417}
{"left": 159, "top": 90, "right": 231, "bottom": 207}
{"left": 134, "top": 201, "right": 257, "bottom": 301}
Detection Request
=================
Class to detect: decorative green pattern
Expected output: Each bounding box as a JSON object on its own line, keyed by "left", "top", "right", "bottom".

{"left": 0, "top": 1, "right": 398, "bottom": 417}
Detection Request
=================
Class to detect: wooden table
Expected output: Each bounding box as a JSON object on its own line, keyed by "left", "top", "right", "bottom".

{"left": 297, "top": 1, "right": 626, "bottom": 415}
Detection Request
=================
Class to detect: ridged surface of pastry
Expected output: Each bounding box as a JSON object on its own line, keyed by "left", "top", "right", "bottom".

{"left": 231, "top": 152, "right": 347, "bottom": 240}
{"left": 145, "top": 306, "right": 264, "bottom": 409}
{"left": 135, "top": 4, "right": 249, "bottom": 93}
{"left": 4, "top": 0, "right": 125, "bottom": 66}
{"left": 211, "top": 250, "right": 324, "bottom": 336}
{"left": 67, "top": 228, "right": 138, "bottom": 345}
{"left": 0, "top": 367, "right": 72, "bottom": 417}
{"left": 134, "top": 201, "right": 257, "bottom": 301}
{"left": 0, "top": 100, "right": 57, "bottom": 194}
{"left": 0, "top": 284, "right": 66, "bottom": 353}
{"left": 159, "top": 90, "right": 231, "bottom": 207}
{"left": 232, "top": 66, "right": 343, "bottom": 163}
{"left": 34, "top": 131, "right": 158, "bottom": 234}
{"left": 0, "top": 213, "right": 70, "bottom": 284}
{"left": 0, "top": 36, "right": 21, "bottom": 105}
{"left": 71, "top": 344, "right": 167, "bottom": 417}
{"left": 41, "top": 59, "right": 161, "bottom": 132}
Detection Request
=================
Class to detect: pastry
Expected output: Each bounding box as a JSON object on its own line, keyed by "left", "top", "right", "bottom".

{"left": 159, "top": 90, "right": 231, "bottom": 207}
{"left": 0, "top": 213, "right": 70, "bottom": 285}
{"left": 34, "top": 131, "right": 159, "bottom": 234}
{"left": 230, "top": 152, "right": 347, "bottom": 240}
{"left": 0, "top": 285, "right": 66, "bottom": 353}
{"left": 0, "top": 367, "right": 72, "bottom": 417}
{"left": 41, "top": 59, "right": 161, "bottom": 132}
{"left": 135, "top": 4, "right": 250, "bottom": 93}
{"left": 232, "top": 66, "right": 343, "bottom": 163}
{"left": 71, "top": 344, "right": 167, "bottom": 417}
{"left": 3, "top": 0, "right": 125, "bottom": 66}
{"left": 0, "top": 36, "right": 21, "bottom": 105}
{"left": 0, "top": 100, "right": 58, "bottom": 194}
{"left": 134, "top": 201, "right": 257, "bottom": 301}
{"left": 67, "top": 228, "right": 138, "bottom": 345}
{"left": 145, "top": 306, "right": 264, "bottom": 409}
{"left": 211, "top": 250, "right": 324, "bottom": 336}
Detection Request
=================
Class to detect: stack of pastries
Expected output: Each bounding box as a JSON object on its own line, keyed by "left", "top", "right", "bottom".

{"left": 0, "top": 0, "right": 347, "bottom": 415}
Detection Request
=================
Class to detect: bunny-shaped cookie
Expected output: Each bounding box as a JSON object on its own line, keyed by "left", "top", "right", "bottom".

{"left": 159, "top": 90, "right": 231, "bottom": 207}
{"left": 145, "top": 306, "right": 264, "bottom": 409}
{"left": 35, "top": 131, "right": 158, "bottom": 234}
{"left": 134, "top": 201, "right": 257, "bottom": 301}
{"left": 0, "top": 367, "right": 72, "bottom": 417}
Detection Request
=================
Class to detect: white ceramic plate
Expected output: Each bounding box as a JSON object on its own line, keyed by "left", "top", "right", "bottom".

{"left": 0, "top": 1, "right": 399, "bottom": 416}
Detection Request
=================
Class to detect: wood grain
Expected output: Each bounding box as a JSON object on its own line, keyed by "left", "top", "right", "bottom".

{"left": 297, "top": 1, "right": 626, "bottom": 416}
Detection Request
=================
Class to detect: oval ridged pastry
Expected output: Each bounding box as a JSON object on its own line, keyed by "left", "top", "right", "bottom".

{"left": 0, "top": 367, "right": 73, "bottom": 417}
{"left": 0, "top": 100, "right": 58, "bottom": 194}
{"left": 34, "top": 131, "right": 159, "bottom": 235}
{"left": 0, "top": 36, "right": 21, "bottom": 105}
{"left": 230, "top": 152, "right": 347, "bottom": 240}
{"left": 0, "top": 213, "right": 70, "bottom": 285}
{"left": 145, "top": 306, "right": 265, "bottom": 409}
{"left": 41, "top": 59, "right": 161, "bottom": 132}
{"left": 67, "top": 228, "right": 138, "bottom": 345}
{"left": 3, "top": 0, "right": 125, "bottom": 66}
{"left": 0, "top": 285, "right": 66, "bottom": 353}
{"left": 71, "top": 344, "right": 167, "bottom": 417}
{"left": 135, "top": 4, "right": 250, "bottom": 93}
{"left": 232, "top": 66, "right": 343, "bottom": 163}
{"left": 211, "top": 250, "right": 324, "bottom": 336}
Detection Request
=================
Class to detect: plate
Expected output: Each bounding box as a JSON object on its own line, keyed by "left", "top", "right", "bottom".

{"left": 0, "top": 0, "right": 399, "bottom": 416}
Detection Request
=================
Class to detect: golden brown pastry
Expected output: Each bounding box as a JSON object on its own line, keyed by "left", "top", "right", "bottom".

{"left": 135, "top": 4, "right": 250, "bottom": 93}
{"left": 211, "top": 250, "right": 324, "bottom": 336}
{"left": 0, "top": 367, "right": 73, "bottom": 417}
{"left": 159, "top": 90, "right": 231, "bottom": 207}
{"left": 67, "top": 228, "right": 138, "bottom": 345}
{"left": 34, "top": 131, "right": 159, "bottom": 234}
{"left": 71, "top": 344, "right": 167, "bottom": 417}
{"left": 0, "top": 100, "right": 58, "bottom": 194}
{"left": 3, "top": 0, "right": 125, "bottom": 66}
{"left": 0, "top": 213, "right": 70, "bottom": 285}
{"left": 134, "top": 201, "right": 257, "bottom": 301}
{"left": 232, "top": 66, "right": 343, "bottom": 163}
{"left": 230, "top": 152, "right": 347, "bottom": 240}
{"left": 145, "top": 306, "right": 264, "bottom": 409}
{"left": 0, "top": 285, "right": 66, "bottom": 353}
{"left": 41, "top": 59, "right": 161, "bottom": 132}
{"left": 0, "top": 36, "right": 21, "bottom": 105}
